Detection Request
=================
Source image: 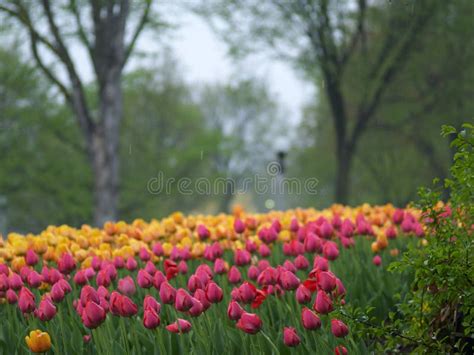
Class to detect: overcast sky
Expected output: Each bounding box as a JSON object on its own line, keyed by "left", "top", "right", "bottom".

{"left": 135, "top": 12, "right": 314, "bottom": 128}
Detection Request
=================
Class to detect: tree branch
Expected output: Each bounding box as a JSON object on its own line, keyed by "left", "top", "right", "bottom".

{"left": 340, "top": 0, "right": 366, "bottom": 67}
{"left": 123, "top": 0, "right": 151, "bottom": 67}
{"left": 41, "top": 0, "right": 94, "bottom": 136}
{"left": 69, "top": 0, "right": 92, "bottom": 52}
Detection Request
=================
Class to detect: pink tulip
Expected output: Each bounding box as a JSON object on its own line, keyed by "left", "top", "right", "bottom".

{"left": 118, "top": 276, "right": 136, "bottom": 296}
{"left": 27, "top": 271, "right": 42, "bottom": 288}
{"left": 144, "top": 261, "right": 157, "bottom": 276}
{"left": 50, "top": 282, "right": 66, "bottom": 303}
{"left": 187, "top": 275, "right": 203, "bottom": 293}
{"left": 227, "top": 300, "right": 244, "bottom": 320}
{"left": 317, "top": 271, "right": 336, "bottom": 292}
{"left": 290, "top": 217, "right": 299, "bottom": 232}
{"left": 296, "top": 284, "right": 312, "bottom": 304}
{"left": 57, "top": 253, "right": 76, "bottom": 274}
{"left": 188, "top": 297, "right": 204, "bottom": 317}
{"left": 139, "top": 247, "right": 151, "bottom": 262}
{"left": 335, "top": 345, "right": 348, "bottom": 355}
{"left": 109, "top": 291, "right": 123, "bottom": 316}
{"left": 18, "top": 287, "right": 36, "bottom": 313}
{"left": 175, "top": 289, "right": 193, "bottom": 312}
{"left": 393, "top": 209, "right": 404, "bottom": 224}
{"left": 73, "top": 270, "right": 88, "bottom": 286}
{"left": 234, "top": 218, "right": 245, "bottom": 234}
{"left": 205, "top": 282, "right": 223, "bottom": 303}
{"left": 283, "top": 327, "right": 301, "bottom": 347}
{"left": 197, "top": 224, "right": 210, "bottom": 240}
{"left": 280, "top": 270, "right": 300, "bottom": 291}
{"left": 80, "top": 285, "right": 100, "bottom": 307}
{"left": 0, "top": 273, "right": 8, "bottom": 291}
{"left": 159, "top": 282, "right": 176, "bottom": 304}
{"left": 8, "top": 273, "right": 23, "bottom": 290}
{"left": 178, "top": 260, "right": 188, "bottom": 274}
{"left": 153, "top": 270, "right": 167, "bottom": 290}
{"left": 125, "top": 257, "right": 138, "bottom": 271}
{"left": 166, "top": 319, "right": 192, "bottom": 333}
{"left": 152, "top": 242, "right": 164, "bottom": 256}
{"left": 259, "top": 244, "right": 271, "bottom": 257}
{"left": 248, "top": 265, "right": 260, "bottom": 280}
{"left": 143, "top": 295, "right": 161, "bottom": 314}
{"left": 137, "top": 270, "right": 154, "bottom": 289}
{"left": 25, "top": 249, "right": 39, "bottom": 266}
{"left": 323, "top": 241, "right": 339, "bottom": 261}
{"left": 143, "top": 308, "right": 160, "bottom": 329}
{"left": 113, "top": 256, "right": 125, "bottom": 269}
{"left": 236, "top": 312, "right": 262, "bottom": 334}
{"left": 331, "top": 319, "right": 349, "bottom": 337}
{"left": 238, "top": 282, "right": 257, "bottom": 303}
{"left": 36, "top": 297, "right": 57, "bottom": 321}
{"left": 301, "top": 307, "right": 321, "bottom": 330}
{"left": 0, "top": 264, "right": 8, "bottom": 276}
{"left": 120, "top": 295, "right": 138, "bottom": 317}
{"left": 234, "top": 249, "right": 251, "bottom": 266}
{"left": 294, "top": 255, "right": 309, "bottom": 270}
{"left": 228, "top": 266, "right": 242, "bottom": 284}
{"left": 213, "top": 258, "right": 227, "bottom": 274}
{"left": 194, "top": 289, "right": 211, "bottom": 311}
{"left": 6, "top": 289, "right": 18, "bottom": 304}
{"left": 82, "top": 301, "right": 106, "bottom": 329}
{"left": 314, "top": 291, "right": 333, "bottom": 314}
{"left": 373, "top": 255, "right": 382, "bottom": 266}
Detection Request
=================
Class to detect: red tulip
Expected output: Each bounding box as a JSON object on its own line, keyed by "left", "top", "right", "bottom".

{"left": 18, "top": 287, "right": 36, "bottom": 313}
{"left": 118, "top": 276, "right": 136, "bottom": 296}
{"left": 301, "top": 307, "right": 321, "bottom": 330}
{"left": 227, "top": 300, "right": 244, "bottom": 320}
{"left": 143, "top": 308, "right": 160, "bottom": 329}
{"left": 159, "top": 282, "right": 176, "bottom": 304}
{"left": 166, "top": 319, "right": 192, "bottom": 333}
{"left": 283, "top": 327, "right": 301, "bottom": 347}
{"left": 314, "top": 291, "right": 333, "bottom": 314}
{"left": 25, "top": 249, "right": 39, "bottom": 266}
{"left": 137, "top": 270, "right": 153, "bottom": 289}
{"left": 36, "top": 297, "right": 57, "bottom": 321}
{"left": 164, "top": 259, "right": 179, "bottom": 280}
{"left": 373, "top": 255, "right": 382, "bottom": 266}
{"left": 175, "top": 289, "right": 193, "bottom": 312}
{"left": 236, "top": 312, "right": 262, "bottom": 334}
{"left": 6, "top": 289, "right": 18, "bottom": 304}
{"left": 228, "top": 266, "right": 242, "bottom": 284}
{"left": 296, "top": 284, "right": 312, "bottom": 304}
{"left": 83, "top": 335, "right": 92, "bottom": 343}
{"left": 82, "top": 301, "right": 106, "bottom": 329}
{"left": 205, "top": 282, "right": 223, "bottom": 303}
{"left": 335, "top": 345, "right": 348, "bottom": 355}
{"left": 143, "top": 295, "right": 161, "bottom": 314}
{"left": 331, "top": 319, "right": 349, "bottom": 337}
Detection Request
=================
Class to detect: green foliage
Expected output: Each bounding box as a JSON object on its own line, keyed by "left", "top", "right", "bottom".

{"left": 356, "top": 124, "right": 474, "bottom": 353}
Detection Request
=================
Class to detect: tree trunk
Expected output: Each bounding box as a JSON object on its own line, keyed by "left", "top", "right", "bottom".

{"left": 334, "top": 144, "right": 353, "bottom": 204}
{"left": 91, "top": 75, "right": 122, "bottom": 226}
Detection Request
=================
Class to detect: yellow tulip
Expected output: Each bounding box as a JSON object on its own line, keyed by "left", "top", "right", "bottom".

{"left": 25, "top": 330, "right": 51, "bottom": 353}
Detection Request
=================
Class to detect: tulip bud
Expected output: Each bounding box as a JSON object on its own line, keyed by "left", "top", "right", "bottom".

{"left": 227, "top": 300, "right": 244, "bottom": 320}
{"left": 296, "top": 285, "right": 312, "bottom": 304}
{"left": 166, "top": 319, "right": 192, "bottom": 333}
{"left": 331, "top": 319, "right": 349, "bottom": 337}
{"left": 236, "top": 312, "right": 262, "bottom": 334}
{"left": 283, "top": 327, "right": 301, "bottom": 347}
{"left": 205, "top": 282, "right": 223, "bottom": 303}
{"left": 314, "top": 291, "right": 333, "bottom": 314}
{"left": 301, "top": 307, "right": 321, "bottom": 330}
{"left": 143, "top": 308, "right": 160, "bottom": 329}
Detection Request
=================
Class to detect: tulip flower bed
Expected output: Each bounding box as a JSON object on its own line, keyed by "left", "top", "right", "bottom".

{"left": 0, "top": 204, "right": 430, "bottom": 354}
